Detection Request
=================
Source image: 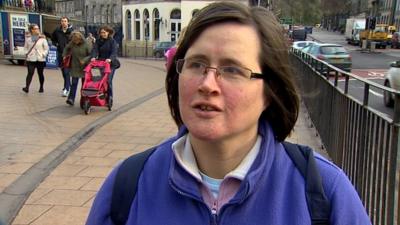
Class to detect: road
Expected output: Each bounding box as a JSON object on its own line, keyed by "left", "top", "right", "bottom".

{"left": 308, "top": 29, "right": 398, "bottom": 120}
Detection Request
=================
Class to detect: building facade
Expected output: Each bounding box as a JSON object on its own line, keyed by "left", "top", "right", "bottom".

{"left": 1, "top": 0, "right": 55, "bottom": 13}
{"left": 349, "top": 0, "right": 400, "bottom": 31}
{"left": 54, "top": 0, "right": 123, "bottom": 50}
{"left": 84, "top": 0, "right": 122, "bottom": 38}
{"left": 121, "top": 0, "right": 247, "bottom": 57}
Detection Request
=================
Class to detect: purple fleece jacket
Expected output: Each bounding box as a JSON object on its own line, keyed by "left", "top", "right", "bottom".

{"left": 86, "top": 121, "right": 371, "bottom": 225}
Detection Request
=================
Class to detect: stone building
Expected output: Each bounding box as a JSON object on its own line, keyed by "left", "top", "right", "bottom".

{"left": 54, "top": 0, "right": 123, "bottom": 49}
{"left": 1, "top": 0, "right": 55, "bottom": 13}
{"left": 121, "top": 0, "right": 247, "bottom": 57}
{"left": 84, "top": 0, "right": 122, "bottom": 40}
{"left": 350, "top": 0, "right": 400, "bottom": 31}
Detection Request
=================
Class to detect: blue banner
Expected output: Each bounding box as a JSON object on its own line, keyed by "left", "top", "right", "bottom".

{"left": 1, "top": 12, "right": 10, "bottom": 56}
{"left": 28, "top": 13, "right": 40, "bottom": 28}
{"left": 46, "top": 45, "right": 58, "bottom": 69}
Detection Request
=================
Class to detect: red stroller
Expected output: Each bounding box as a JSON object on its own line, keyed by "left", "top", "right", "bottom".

{"left": 80, "top": 60, "right": 112, "bottom": 114}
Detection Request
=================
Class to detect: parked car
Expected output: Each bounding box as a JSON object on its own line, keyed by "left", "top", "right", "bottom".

{"left": 391, "top": 32, "right": 400, "bottom": 49}
{"left": 291, "top": 41, "right": 316, "bottom": 50}
{"left": 289, "top": 28, "right": 307, "bottom": 42}
{"left": 383, "top": 61, "right": 400, "bottom": 107}
{"left": 153, "top": 41, "right": 175, "bottom": 58}
{"left": 300, "top": 42, "right": 315, "bottom": 53}
{"left": 305, "top": 26, "right": 313, "bottom": 34}
{"left": 303, "top": 43, "right": 352, "bottom": 72}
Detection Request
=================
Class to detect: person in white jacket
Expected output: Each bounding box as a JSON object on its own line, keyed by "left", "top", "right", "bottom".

{"left": 22, "top": 23, "right": 49, "bottom": 93}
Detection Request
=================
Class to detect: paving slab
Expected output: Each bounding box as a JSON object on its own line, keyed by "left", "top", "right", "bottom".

{"left": 0, "top": 58, "right": 167, "bottom": 225}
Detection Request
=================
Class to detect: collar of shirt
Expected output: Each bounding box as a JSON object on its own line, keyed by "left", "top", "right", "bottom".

{"left": 172, "top": 134, "right": 262, "bottom": 181}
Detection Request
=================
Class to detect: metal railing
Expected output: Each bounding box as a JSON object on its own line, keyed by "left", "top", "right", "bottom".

{"left": 290, "top": 49, "right": 400, "bottom": 225}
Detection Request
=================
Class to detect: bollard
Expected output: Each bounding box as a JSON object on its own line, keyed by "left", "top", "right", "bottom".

{"left": 370, "top": 42, "right": 376, "bottom": 52}
{"left": 361, "top": 40, "right": 368, "bottom": 50}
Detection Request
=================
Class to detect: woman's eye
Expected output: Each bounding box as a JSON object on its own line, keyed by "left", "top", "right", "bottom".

{"left": 187, "top": 61, "right": 203, "bottom": 69}
{"left": 222, "top": 66, "right": 243, "bottom": 75}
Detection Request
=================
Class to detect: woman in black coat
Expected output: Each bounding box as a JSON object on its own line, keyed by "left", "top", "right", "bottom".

{"left": 90, "top": 25, "right": 120, "bottom": 100}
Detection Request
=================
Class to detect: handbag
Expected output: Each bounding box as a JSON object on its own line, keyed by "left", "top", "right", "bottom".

{"left": 111, "top": 58, "right": 120, "bottom": 69}
{"left": 62, "top": 54, "right": 72, "bottom": 69}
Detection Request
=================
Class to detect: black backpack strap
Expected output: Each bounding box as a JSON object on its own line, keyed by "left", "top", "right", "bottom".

{"left": 282, "top": 142, "right": 331, "bottom": 225}
{"left": 110, "top": 147, "right": 156, "bottom": 225}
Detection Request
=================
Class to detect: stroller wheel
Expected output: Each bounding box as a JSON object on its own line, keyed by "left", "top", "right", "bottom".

{"left": 83, "top": 100, "right": 90, "bottom": 115}
{"left": 80, "top": 99, "right": 84, "bottom": 109}
{"left": 108, "top": 96, "right": 113, "bottom": 111}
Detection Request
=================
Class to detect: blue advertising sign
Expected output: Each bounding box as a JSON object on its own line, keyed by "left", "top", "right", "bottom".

{"left": 1, "top": 12, "right": 10, "bottom": 55}
{"left": 46, "top": 45, "right": 58, "bottom": 69}
{"left": 28, "top": 13, "right": 40, "bottom": 28}
{"left": 13, "top": 28, "right": 25, "bottom": 47}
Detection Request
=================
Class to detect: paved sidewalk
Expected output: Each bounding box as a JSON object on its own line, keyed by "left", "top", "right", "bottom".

{"left": 0, "top": 58, "right": 167, "bottom": 225}
{"left": 0, "top": 58, "right": 326, "bottom": 225}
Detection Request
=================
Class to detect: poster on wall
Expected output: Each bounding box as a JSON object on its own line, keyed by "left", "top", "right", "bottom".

{"left": 13, "top": 28, "right": 25, "bottom": 47}
{"left": 10, "top": 14, "right": 28, "bottom": 57}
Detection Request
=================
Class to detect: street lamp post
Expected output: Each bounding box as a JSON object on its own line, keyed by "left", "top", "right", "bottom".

{"left": 144, "top": 17, "right": 149, "bottom": 57}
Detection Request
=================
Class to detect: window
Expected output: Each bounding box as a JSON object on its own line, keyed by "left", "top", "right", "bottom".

{"left": 143, "top": 9, "right": 150, "bottom": 40}
{"left": 170, "top": 9, "right": 181, "bottom": 42}
{"left": 126, "top": 10, "right": 132, "bottom": 40}
{"left": 93, "top": 5, "right": 96, "bottom": 23}
{"left": 112, "top": 4, "right": 117, "bottom": 23}
{"left": 135, "top": 9, "right": 140, "bottom": 40}
{"left": 170, "top": 9, "right": 181, "bottom": 19}
{"left": 100, "top": 5, "right": 104, "bottom": 23}
{"left": 107, "top": 5, "right": 111, "bottom": 23}
{"left": 153, "top": 8, "right": 160, "bottom": 41}
{"left": 85, "top": 5, "right": 89, "bottom": 21}
{"left": 192, "top": 9, "right": 199, "bottom": 17}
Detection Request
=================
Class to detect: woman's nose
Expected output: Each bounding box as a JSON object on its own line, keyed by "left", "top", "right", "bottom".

{"left": 197, "top": 68, "right": 221, "bottom": 95}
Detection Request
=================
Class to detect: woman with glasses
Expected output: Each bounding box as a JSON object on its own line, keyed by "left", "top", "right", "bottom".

{"left": 86, "top": 2, "right": 371, "bottom": 225}
{"left": 22, "top": 24, "right": 49, "bottom": 93}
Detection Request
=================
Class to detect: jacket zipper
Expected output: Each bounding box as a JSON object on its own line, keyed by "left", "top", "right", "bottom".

{"left": 170, "top": 180, "right": 219, "bottom": 225}
{"left": 211, "top": 201, "right": 218, "bottom": 225}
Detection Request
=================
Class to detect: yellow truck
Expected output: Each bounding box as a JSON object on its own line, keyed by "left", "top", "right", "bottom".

{"left": 359, "top": 24, "right": 389, "bottom": 49}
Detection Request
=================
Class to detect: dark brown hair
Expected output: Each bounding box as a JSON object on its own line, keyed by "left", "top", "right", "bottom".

{"left": 98, "top": 25, "right": 114, "bottom": 37}
{"left": 28, "top": 23, "right": 39, "bottom": 33}
{"left": 60, "top": 16, "right": 69, "bottom": 22}
{"left": 166, "top": 1, "right": 299, "bottom": 141}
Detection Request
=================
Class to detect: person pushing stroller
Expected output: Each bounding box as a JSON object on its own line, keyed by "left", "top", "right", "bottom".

{"left": 90, "top": 25, "right": 120, "bottom": 103}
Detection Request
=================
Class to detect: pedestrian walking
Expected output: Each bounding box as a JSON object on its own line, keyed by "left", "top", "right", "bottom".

{"left": 51, "top": 16, "right": 73, "bottom": 97}
{"left": 63, "top": 31, "right": 91, "bottom": 106}
{"left": 90, "top": 25, "right": 119, "bottom": 101}
{"left": 86, "top": 2, "right": 372, "bottom": 225}
{"left": 22, "top": 24, "right": 48, "bottom": 93}
{"left": 86, "top": 32, "right": 96, "bottom": 50}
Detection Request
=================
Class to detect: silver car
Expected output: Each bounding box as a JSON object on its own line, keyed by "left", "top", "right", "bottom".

{"left": 303, "top": 43, "right": 352, "bottom": 72}
{"left": 383, "top": 61, "right": 400, "bottom": 107}
{"left": 291, "top": 41, "right": 316, "bottom": 50}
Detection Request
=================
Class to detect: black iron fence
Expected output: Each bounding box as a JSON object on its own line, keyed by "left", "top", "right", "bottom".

{"left": 290, "top": 49, "right": 400, "bottom": 225}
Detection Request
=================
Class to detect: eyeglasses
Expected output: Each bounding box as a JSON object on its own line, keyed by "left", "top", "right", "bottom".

{"left": 176, "top": 59, "right": 264, "bottom": 83}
